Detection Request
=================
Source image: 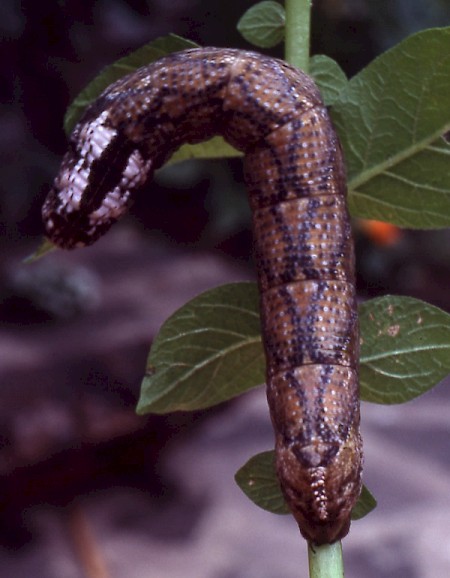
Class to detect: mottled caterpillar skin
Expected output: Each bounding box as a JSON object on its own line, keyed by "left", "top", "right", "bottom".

{"left": 42, "top": 47, "right": 363, "bottom": 544}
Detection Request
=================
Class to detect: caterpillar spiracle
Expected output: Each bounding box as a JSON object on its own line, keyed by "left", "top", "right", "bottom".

{"left": 42, "top": 47, "right": 363, "bottom": 545}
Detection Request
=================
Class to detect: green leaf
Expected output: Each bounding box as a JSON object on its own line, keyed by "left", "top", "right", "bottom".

{"left": 348, "top": 134, "right": 450, "bottom": 228}
{"left": 350, "top": 485, "right": 377, "bottom": 521}
{"left": 64, "top": 34, "right": 198, "bottom": 135}
{"left": 359, "top": 295, "right": 450, "bottom": 404}
{"left": 23, "top": 238, "right": 57, "bottom": 263}
{"left": 166, "top": 136, "right": 241, "bottom": 167}
{"left": 138, "top": 283, "right": 450, "bottom": 414}
{"left": 235, "top": 450, "right": 290, "bottom": 515}
{"left": 63, "top": 34, "right": 241, "bottom": 165}
{"left": 331, "top": 27, "right": 450, "bottom": 228}
{"left": 237, "top": 1, "right": 285, "bottom": 48}
{"left": 136, "top": 283, "right": 265, "bottom": 414}
{"left": 235, "top": 450, "right": 376, "bottom": 520}
{"left": 309, "top": 55, "right": 348, "bottom": 107}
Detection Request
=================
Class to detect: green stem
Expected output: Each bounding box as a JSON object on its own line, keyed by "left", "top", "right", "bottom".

{"left": 308, "top": 542, "right": 345, "bottom": 578}
{"left": 284, "top": 0, "right": 311, "bottom": 71}
{"left": 284, "top": 3, "right": 345, "bottom": 577}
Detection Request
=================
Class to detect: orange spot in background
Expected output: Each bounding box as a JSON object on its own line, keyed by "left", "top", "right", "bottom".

{"left": 358, "top": 219, "right": 402, "bottom": 246}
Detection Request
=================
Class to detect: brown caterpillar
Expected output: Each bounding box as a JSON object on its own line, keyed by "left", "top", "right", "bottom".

{"left": 42, "top": 47, "right": 363, "bottom": 545}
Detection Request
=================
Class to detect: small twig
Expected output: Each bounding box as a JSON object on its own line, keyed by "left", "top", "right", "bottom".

{"left": 67, "top": 503, "right": 111, "bottom": 578}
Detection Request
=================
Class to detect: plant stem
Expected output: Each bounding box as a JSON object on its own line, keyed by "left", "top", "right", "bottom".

{"left": 284, "top": 3, "right": 345, "bottom": 577}
{"left": 284, "top": 0, "right": 311, "bottom": 71}
{"left": 68, "top": 503, "right": 111, "bottom": 578}
{"left": 308, "top": 541, "right": 345, "bottom": 578}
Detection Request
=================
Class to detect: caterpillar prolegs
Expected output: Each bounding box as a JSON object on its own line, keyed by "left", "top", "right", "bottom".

{"left": 42, "top": 47, "right": 363, "bottom": 545}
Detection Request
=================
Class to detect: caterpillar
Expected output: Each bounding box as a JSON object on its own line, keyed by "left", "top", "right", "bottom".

{"left": 42, "top": 47, "right": 363, "bottom": 545}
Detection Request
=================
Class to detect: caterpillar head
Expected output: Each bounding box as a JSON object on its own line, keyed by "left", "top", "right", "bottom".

{"left": 43, "top": 110, "right": 153, "bottom": 249}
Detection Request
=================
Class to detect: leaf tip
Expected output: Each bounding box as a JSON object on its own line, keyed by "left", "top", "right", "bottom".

{"left": 23, "top": 238, "right": 57, "bottom": 263}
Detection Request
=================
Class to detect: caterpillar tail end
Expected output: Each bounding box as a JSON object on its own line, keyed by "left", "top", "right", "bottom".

{"left": 275, "top": 425, "right": 363, "bottom": 545}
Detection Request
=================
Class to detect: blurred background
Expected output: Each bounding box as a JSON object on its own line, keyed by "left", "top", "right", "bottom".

{"left": 1, "top": 1, "right": 450, "bottom": 577}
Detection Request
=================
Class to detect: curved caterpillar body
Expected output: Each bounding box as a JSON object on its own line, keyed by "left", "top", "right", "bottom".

{"left": 42, "top": 47, "right": 363, "bottom": 544}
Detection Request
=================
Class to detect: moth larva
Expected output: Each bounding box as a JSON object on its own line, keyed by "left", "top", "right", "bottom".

{"left": 42, "top": 47, "right": 363, "bottom": 544}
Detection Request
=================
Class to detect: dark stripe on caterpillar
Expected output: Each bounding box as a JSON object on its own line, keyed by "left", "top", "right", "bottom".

{"left": 42, "top": 47, "right": 363, "bottom": 545}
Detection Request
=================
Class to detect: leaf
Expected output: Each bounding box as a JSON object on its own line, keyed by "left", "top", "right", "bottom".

{"left": 64, "top": 34, "right": 198, "bottom": 135}
{"left": 359, "top": 295, "right": 450, "bottom": 404}
{"left": 309, "top": 55, "right": 348, "bottom": 107}
{"left": 350, "top": 485, "right": 377, "bottom": 521}
{"left": 348, "top": 134, "right": 450, "bottom": 228}
{"left": 136, "top": 283, "right": 265, "bottom": 414}
{"left": 63, "top": 35, "right": 241, "bottom": 165}
{"left": 237, "top": 1, "right": 285, "bottom": 48}
{"left": 138, "top": 282, "right": 450, "bottom": 414}
{"left": 23, "top": 238, "right": 57, "bottom": 263}
{"left": 138, "top": 283, "right": 450, "bottom": 413}
{"left": 166, "top": 136, "right": 241, "bottom": 167}
{"left": 235, "top": 450, "right": 290, "bottom": 515}
{"left": 235, "top": 450, "right": 376, "bottom": 520}
{"left": 331, "top": 27, "right": 450, "bottom": 228}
